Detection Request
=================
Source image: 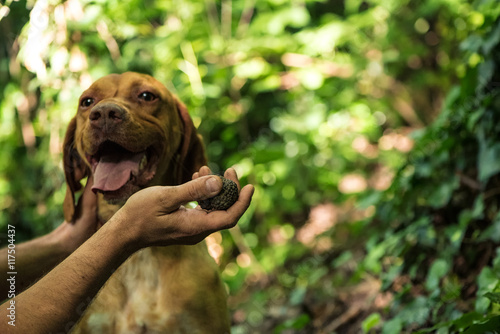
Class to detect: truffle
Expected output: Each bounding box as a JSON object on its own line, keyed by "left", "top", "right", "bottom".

{"left": 199, "top": 177, "right": 239, "bottom": 211}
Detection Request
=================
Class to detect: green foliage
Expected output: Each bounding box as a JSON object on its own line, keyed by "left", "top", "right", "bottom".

{"left": 1, "top": 0, "right": 499, "bottom": 332}
{"left": 364, "top": 1, "right": 500, "bottom": 331}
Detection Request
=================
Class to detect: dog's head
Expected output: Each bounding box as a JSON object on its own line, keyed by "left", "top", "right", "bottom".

{"left": 63, "top": 72, "right": 206, "bottom": 222}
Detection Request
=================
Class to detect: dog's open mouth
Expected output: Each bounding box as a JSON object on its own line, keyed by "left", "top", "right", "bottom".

{"left": 88, "top": 141, "right": 156, "bottom": 197}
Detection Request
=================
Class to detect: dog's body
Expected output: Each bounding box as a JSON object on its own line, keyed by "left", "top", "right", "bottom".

{"left": 63, "top": 72, "right": 230, "bottom": 333}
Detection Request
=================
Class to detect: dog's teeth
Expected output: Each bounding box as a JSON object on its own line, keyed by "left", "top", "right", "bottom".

{"left": 139, "top": 154, "right": 147, "bottom": 170}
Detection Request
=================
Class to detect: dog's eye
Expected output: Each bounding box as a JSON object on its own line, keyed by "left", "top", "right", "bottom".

{"left": 138, "top": 92, "right": 157, "bottom": 102}
{"left": 80, "top": 98, "right": 94, "bottom": 107}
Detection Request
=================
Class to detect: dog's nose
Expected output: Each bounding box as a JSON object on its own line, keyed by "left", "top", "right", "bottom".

{"left": 89, "top": 103, "right": 127, "bottom": 132}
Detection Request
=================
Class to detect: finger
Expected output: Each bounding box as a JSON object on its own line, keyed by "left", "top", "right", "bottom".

{"left": 160, "top": 175, "right": 222, "bottom": 211}
{"left": 224, "top": 167, "right": 241, "bottom": 191}
{"left": 226, "top": 184, "right": 254, "bottom": 217}
{"left": 82, "top": 176, "right": 97, "bottom": 206}
{"left": 199, "top": 166, "right": 212, "bottom": 177}
{"left": 193, "top": 166, "right": 211, "bottom": 180}
{"left": 75, "top": 176, "right": 97, "bottom": 219}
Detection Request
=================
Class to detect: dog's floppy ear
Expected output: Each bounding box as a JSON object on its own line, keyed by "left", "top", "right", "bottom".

{"left": 62, "top": 117, "right": 88, "bottom": 222}
{"left": 175, "top": 100, "right": 207, "bottom": 184}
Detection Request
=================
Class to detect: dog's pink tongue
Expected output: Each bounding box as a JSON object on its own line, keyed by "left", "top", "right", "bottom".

{"left": 92, "top": 153, "right": 143, "bottom": 192}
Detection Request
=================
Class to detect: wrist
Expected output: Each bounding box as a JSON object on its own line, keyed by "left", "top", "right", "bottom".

{"left": 105, "top": 210, "right": 143, "bottom": 256}
{"left": 47, "top": 223, "right": 75, "bottom": 258}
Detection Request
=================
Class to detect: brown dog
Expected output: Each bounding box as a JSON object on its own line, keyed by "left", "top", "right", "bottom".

{"left": 63, "top": 72, "right": 230, "bottom": 333}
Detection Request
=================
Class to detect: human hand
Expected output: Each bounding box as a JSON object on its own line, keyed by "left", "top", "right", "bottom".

{"left": 113, "top": 166, "right": 254, "bottom": 250}
{"left": 52, "top": 177, "right": 98, "bottom": 254}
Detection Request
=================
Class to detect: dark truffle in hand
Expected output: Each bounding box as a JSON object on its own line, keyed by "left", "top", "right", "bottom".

{"left": 199, "top": 177, "right": 239, "bottom": 211}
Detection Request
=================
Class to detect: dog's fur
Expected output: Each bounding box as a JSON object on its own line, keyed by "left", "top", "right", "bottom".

{"left": 63, "top": 72, "right": 230, "bottom": 333}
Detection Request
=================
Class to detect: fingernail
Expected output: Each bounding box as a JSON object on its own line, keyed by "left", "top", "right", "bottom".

{"left": 206, "top": 177, "right": 221, "bottom": 194}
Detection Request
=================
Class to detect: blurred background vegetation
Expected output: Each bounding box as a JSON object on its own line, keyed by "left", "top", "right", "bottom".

{"left": 1, "top": 0, "right": 500, "bottom": 332}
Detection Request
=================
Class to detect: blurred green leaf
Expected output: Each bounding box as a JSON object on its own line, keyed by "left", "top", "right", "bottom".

{"left": 362, "top": 313, "right": 381, "bottom": 333}
{"left": 382, "top": 318, "right": 403, "bottom": 334}
{"left": 425, "top": 259, "right": 450, "bottom": 292}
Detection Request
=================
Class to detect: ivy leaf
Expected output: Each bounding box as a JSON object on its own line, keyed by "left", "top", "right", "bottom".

{"left": 484, "top": 292, "right": 500, "bottom": 304}
{"left": 425, "top": 259, "right": 450, "bottom": 292}
{"left": 452, "top": 312, "right": 486, "bottom": 330}
{"left": 427, "top": 175, "right": 459, "bottom": 208}
{"left": 460, "top": 34, "right": 483, "bottom": 52}
{"left": 397, "top": 296, "right": 431, "bottom": 326}
{"left": 477, "top": 129, "right": 500, "bottom": 182}
{"left": 382, "top": 318, "right": 403, "bottom": 334}
{"left": 462, "top": 315, "right": 500, "bottom": 334}
{"left": 475, "top": 267, "right": 500, "bottom": 313}
{"left": 482, "top": 22, "right": 500, "bottom": 54}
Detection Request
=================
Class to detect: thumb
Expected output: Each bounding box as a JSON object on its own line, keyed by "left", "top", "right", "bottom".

{"left": 166, "top": 175, "right": 222, "bottom": 208}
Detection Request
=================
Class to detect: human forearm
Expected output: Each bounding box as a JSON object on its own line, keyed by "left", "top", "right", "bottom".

{"left": 0, "top": 218, "right": 135, "bottom": 333}
{"left": 0, "top": 172, "right": 253, "bottom": 333}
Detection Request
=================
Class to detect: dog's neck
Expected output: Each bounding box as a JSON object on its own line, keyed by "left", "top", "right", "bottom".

{"left": 96, "top": 193, "right": 123, "bottom": 227}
